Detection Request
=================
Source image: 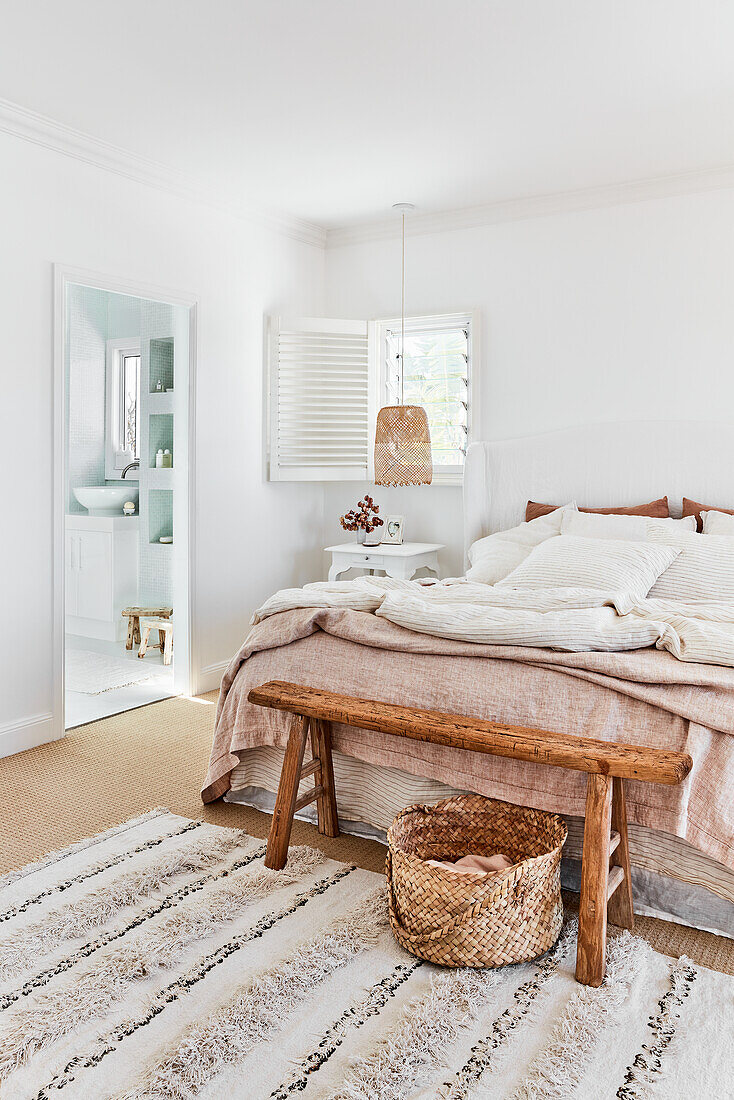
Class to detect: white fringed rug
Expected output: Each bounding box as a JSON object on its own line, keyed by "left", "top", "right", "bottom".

{"left": 65, "top": 650, "right": 158, "bottom": 694}
{"left": 0, "top": 811, "right": 731, "bottom": 1099}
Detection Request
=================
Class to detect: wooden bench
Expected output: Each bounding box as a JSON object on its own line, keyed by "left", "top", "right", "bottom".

{"left": 248, "top": 680, "right": 692, "bottom": 987}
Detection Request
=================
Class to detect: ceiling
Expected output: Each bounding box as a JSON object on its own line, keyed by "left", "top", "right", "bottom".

{"left": 2, "top": 0, "right": 734, "bottom": 232}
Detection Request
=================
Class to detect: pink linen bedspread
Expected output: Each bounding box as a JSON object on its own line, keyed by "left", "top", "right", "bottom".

{"left": 202, "top": 608, "right": 734, "bottom": 870}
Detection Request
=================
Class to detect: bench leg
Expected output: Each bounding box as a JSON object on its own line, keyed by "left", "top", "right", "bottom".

{"left": 138, "top": 625, "right": 152, "bottom": 659}
{"left": 125, "top": 617, "right": 135, "bottom": 650}
{"left": 608, "top": 777, "right": 634, "bottom": 930}
{"left": 311, "top": 719, "right": 339, "bottom": 838}
{"left": 265, "top": 715, "right": 309, "bottom": 870}
{"left": 576, "top": 773, "right": 613, "bottom": 987}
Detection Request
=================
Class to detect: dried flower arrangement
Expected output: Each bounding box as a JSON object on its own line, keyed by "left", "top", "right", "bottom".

{"left": 340, "top": 495, "right": 384, "bottom": 541}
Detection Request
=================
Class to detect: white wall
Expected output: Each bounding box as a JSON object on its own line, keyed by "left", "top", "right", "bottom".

{"left": 324, "top": 188, "right": 734, "bottom": 573}
{"left": 5, "top": 127, "right": 734, "bottom": 757}
{"left": 0, "top": 131, "right": 325, "bottom": 753}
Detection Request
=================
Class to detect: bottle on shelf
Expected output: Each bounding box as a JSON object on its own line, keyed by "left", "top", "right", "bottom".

{"left": 162, "top": 449, "right": 173, "bottom": 468}
{"left": 155, "top": 379, "right": 163, "bottom": 392}
{"left": 155, "top": 448, "right": 164, "bottom": 468}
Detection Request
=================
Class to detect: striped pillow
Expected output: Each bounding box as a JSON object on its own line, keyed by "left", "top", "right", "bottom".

{"left": 648, "top": 529, "right": 734, "bottom": 601}
{"left": 496, "top": 535, "right": 679, "bottom": 601}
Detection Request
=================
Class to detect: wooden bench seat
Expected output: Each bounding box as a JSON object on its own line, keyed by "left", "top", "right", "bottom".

{"left": 248, "top": 680, "right": 693, "bottom": 988}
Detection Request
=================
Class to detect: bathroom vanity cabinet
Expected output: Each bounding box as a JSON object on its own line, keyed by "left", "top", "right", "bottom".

{"left": 65, "top": 515, "right": 139, "bottom": 641}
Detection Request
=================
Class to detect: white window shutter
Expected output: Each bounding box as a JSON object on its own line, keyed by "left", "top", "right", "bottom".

{"left": 269, "top": 316, "right": 373, "bottom": 481}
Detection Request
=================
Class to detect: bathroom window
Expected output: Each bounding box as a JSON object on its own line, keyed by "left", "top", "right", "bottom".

{"left": 105, "top": 339, "right": 141, "bottom": 480}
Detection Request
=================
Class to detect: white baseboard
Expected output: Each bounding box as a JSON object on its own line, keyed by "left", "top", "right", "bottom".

{"left": 0, "top": 712, "right": 61, "bottom": 760}
{"left": 196, "top": 660, "right": 229, "bottom": 695}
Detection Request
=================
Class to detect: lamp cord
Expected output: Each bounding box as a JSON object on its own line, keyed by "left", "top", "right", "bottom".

{"left": 400, "top": 210, "right": 405, "bottom": 406}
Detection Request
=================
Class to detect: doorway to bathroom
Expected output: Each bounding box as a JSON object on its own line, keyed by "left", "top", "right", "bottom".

{"left": 55, "top": 269, "right": 196, "bottom": 731}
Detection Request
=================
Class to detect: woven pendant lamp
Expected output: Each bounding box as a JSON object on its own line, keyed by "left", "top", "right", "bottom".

{"left": 374, "top": 204, "right": 432, "bottom": 487}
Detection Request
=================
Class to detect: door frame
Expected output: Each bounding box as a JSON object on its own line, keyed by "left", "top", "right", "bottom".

{"left": 53, "top": 264, "right": 199, "bottom": 740}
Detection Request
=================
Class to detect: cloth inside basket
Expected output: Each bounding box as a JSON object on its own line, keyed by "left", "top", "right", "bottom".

{"left": 426, "top": 853, "right": 514, "bottom": 875}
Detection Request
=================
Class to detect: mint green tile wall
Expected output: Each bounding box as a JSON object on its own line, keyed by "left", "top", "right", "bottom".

{"left": 148, "top": 414, "right": 174, "bottom": 468}
{"left": 148, "top": 489, "right": 174, "bottom": 542}
{"left": 150, "top": 337, "right": 174, "bottom": 392}
{"left": 107, "top": 293, "right": 141, "bottom": 340}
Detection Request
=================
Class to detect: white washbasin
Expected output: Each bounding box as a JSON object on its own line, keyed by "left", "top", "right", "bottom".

{"left": 74, "top": 485, "right": 139, "bottom": 517}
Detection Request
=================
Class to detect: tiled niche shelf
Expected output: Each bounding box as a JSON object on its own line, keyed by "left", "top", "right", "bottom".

{"left": 148, "top": 413, "right": 173, "bottom": 469}
{"left": 148, "top": 489, "right": 173, "bottom": 545}
{"left": 148, "top": 468, "right": 173, "bottom": 489}
{"left": 147, "top": 390, "right": 174, "bottom": 413}
{"left": 149, "top": 337, "right": 174, "bottom": 394}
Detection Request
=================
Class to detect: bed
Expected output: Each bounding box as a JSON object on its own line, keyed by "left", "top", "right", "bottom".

{"left": 203, "top": 421, "right": 734, "bottom": 937}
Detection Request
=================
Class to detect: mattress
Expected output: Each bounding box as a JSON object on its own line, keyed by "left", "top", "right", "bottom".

{"left": 226, "top": 745, "right": 734, "bottom": 939}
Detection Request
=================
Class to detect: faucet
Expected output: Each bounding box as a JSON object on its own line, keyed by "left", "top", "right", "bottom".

{"left": 121, "top": 460, "right": 140, "bottom": 479}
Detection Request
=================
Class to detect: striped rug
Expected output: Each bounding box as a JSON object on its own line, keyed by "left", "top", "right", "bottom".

{"left": 0, "top": 811, "right": 730, "bottom": 1099}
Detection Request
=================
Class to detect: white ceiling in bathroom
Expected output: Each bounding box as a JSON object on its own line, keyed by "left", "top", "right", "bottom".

{"left": 2, "top": 0, "right": 734, "bottom": 230}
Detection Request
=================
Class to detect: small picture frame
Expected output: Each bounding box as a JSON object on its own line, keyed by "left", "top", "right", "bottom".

{"left": 382, "top": 515, "right": 405, "bottom": 544}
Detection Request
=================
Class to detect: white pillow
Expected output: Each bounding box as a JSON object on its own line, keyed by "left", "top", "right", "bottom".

{"left": 560, "top": 513, "right": 696, "bottom": 541}
{"left": 561, "top": 511, "right": 647, "bottom": 541}
{"left": 647, "top": 528, "right": 734, "bottom": 600}
{"left": 495, "top": 535, "right": 680, "bottom": 602}
{"left": 647, "top": 516, "right": 698, "bottom": 534}
{"left": 466, "top": 503, "right": 576, "bottom": 585}
{"left": 702, "top": 510, "right": 734, "bottom": 536}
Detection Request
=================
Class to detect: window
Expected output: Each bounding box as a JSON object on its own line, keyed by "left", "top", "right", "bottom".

{"left": 105, "top": 339, "right": 141, "bottom": 480}
{"left": 379, "top": 312, "right": 475, "bottom": 483}
{"left": 267, "top": 311, "right": 477, "bottom": 483}
{"left": 268, "top": 317, "right": 371, "bottom": 481}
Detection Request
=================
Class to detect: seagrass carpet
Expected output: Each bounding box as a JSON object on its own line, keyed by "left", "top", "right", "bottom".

{"left": 0, "top": 810, "right": 731, "bottom": 1099}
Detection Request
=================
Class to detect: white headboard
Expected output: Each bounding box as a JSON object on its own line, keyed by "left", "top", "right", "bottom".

{"left": 464, "top": 421, "right": 734, "bottom": 553}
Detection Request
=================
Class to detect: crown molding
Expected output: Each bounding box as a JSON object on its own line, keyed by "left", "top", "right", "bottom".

{"left": 6, "top": 94, "right": 734, "bottom": 252}
{"left": 0, "top": 97, "right": 327, "bottom": 248}
{"left": 326, "top": 163, "right": 734, "bottom": 247}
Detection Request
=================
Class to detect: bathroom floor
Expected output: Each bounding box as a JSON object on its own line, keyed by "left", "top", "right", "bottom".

{"left": 65, "top": 634, "right": 176, "bottom": 729}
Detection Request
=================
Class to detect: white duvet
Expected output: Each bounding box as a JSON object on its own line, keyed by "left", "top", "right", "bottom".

{"left": 252, "top": 575, "right": 734, "bottom": 668}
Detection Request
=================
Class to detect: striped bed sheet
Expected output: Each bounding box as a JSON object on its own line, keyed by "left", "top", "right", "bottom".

{"left": 225, "top": 745, "right": 734, "bottom": 940}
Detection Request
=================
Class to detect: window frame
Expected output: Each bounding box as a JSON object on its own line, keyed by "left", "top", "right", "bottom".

{"left": 374, "top": 311, "right": 478, "bottom": 486}
{"left": 104, "top": 338, "right": 141, "bottom": 481}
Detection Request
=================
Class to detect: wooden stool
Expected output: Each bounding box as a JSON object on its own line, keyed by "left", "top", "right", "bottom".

{"left": 138, "top": 618, "right": 173, "bottom": 665}
{"left": 122, "top": 606, "right": 172, "bottom": 650}
{"left": 248, "top": 681, "right": 692, "bottom": 988}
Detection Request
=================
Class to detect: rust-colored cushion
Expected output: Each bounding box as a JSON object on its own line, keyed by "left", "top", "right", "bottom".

{"left": 525, "top": 497, "right": 669, "bottom": 523}
{"left": 682, "top": 497, "right": 734, "bottom": 532}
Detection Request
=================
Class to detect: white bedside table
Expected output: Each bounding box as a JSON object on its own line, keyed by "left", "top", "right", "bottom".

{"left": 325, "top": 541, "right": 444, "bottom": 582}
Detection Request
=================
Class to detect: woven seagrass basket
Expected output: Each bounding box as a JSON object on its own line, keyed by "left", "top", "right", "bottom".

{"left": 386, "top": 794, "right": 567, "bottom": 968}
